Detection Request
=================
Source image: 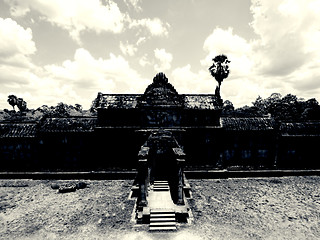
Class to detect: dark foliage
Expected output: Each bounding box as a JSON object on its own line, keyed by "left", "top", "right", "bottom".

{"left": 90, "top": 92, "right": 103, "bottom": 114}
{"left": 7, "top": 95, "right": 27, "bottom": 112}
{"left": 0, "top": 102, "right": 92, "bottom": 122}
{"left": 208, "top": 54, "right": 230, "bottom": 98}
{"left": 7, "top": 95, "right": 17, "bottom": 110}
{"left": 223, "top": 93, "right": 320, "bottom": 120}
{"left": 208, "top": 55, "right": 230, "bottom": 83}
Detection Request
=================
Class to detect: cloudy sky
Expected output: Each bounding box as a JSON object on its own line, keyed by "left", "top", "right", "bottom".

{"left": 0, "top": 0, "right": 320, "bottom": 109}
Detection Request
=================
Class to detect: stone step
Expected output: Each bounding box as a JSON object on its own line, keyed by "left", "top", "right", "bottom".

{"left": 153, "top": 186, "right": 169, "bottom": 189}
{"left": 153, "top": 188, "right": 169, "bottom": 191}
{"left": 150, "top": 222, "right": 176, "bottom": 227}
{"left": 150, "top": 208, "right": 174, "bottom": 213}
{"left": 150, "top": 213, "right": 175, "bottom": 218}
{"left": 150, "top": 217, "right": 176, "bottom": 222}
{"left": 153, "top": 185, "right": 169, "bottom": 187}
{"left": 149, "top": 226, "right": 176, "bottom": 231}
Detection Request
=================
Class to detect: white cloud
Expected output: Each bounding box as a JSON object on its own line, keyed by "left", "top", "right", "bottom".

{"left": 169, "top": 27, "right": 257, "bottom": 103}
{"left": 129, "top": 18, "right": 170, "bottom": 37}
{"left": 5, "top": 0, "right": 170, "bottom": 44}
{"left": 203, "top": 27, "right": 250, "bottom": 57}
{"left": 43, "top": 48, "right": 149, "bottom": 107}
{"left": 0, "top": 17, "right": 36, "bottom": 68}
{"left": 6, "top": 0, "right": 30, "bottom": 17}
{"left": 202, "top": 27, "right": 252, "bottom": 78}
{"left": 136, "top": 37, "right": 146, "bottom": 46}
{"left": 0, "top": 17, "right": 39, "bottom": 108}
{"left": 171, "top": 65, "right": 213, "bottom": 94}
{"left": 139, "top": 54, "right": 151, "bottom": 67}
{"left": 124, "top": 0, "right": 142, "bottom": 12}
{"left": 5, "top": 0, "right": 126, "bottom": 43}
{"left": 0, "top": 32, "right": 150, "bottom": 109}
{"left": 154, "top": 48, "right": 173, "bottom": 72}
{"left": 119, "top": 41, "right": 137, "bottom": 56}
{"left": 250, "top": 0, "right": 320, "bottom": 76}
{"left": 248, "top": 0, "right": 320, "bottom": 106}
{"left": 195, "top": 0, "right": 320, "bottom": 107}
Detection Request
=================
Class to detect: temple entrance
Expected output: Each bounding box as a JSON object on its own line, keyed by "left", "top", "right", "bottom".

{"left": 133, "top": 129, "right": 191, "bottom": 230}
{"left": 150, "top": 153, "right": 176, "bottom": 182}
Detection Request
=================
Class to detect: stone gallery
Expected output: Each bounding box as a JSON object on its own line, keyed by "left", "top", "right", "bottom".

{"left": 1, "top": 72, "right": 320, "bottom": 172}
{"left": 1, "top": 72, "right": 320, "bottom": 230}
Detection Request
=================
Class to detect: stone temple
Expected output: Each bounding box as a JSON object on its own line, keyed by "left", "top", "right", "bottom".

{"left": 0, "top": 72, "right": 320, "bottom": 172}
{"left": 1, "top": 72, "right": 320, "bottom": 230}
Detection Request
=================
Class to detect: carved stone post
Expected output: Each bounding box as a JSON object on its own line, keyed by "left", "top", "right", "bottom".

{"left": 173, "top": 146, "right": 186, "bottom": 205}
{"left": 137, "top": 146, "right": 149, "bottom": 208}
{"left": 138, "top": 159, "right": 148, "bottom": 208}
{"left": 177, "top": 159, "right": 185, "bottom": 205}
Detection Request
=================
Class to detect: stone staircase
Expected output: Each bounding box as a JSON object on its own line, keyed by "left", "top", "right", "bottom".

{"left": 149, "top": 181, "right": 177, "bottom": 231}
{"left": 149, "top": 209, "right": 176, "bottom": 231}
{"left": 152, "top": 180, "right": 170, "bottom": 191}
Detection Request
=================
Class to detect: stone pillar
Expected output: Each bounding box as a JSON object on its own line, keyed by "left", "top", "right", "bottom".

{"left": 177, "top": 159, "right": 185, "bottom": 205}
{"left": 138, "top": 159, "right": 148, "bottom": 208}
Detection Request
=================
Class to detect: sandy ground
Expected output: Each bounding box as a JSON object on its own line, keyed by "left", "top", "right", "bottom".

{"left": 0, "top": 176, "right": 320, "bottom": 240}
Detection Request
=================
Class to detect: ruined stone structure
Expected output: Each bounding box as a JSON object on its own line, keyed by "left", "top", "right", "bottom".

{"left": 2, "top": 72, "right": 320, "bottom": 230}
{"left": 1, "top": 72, "right": 320, "bottom": 172}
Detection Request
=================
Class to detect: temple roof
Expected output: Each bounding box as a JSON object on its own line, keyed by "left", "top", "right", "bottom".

{"left": 0, "top": 123, "right": 37, "bottom": 138}
{"left": 141, "top": 73, "right": 183, "bottom": 107}
{"left": 221, "top": 117, "right": 275, "bottom": 131}
{"left": 97, "top": 94, "right": 221, "bottom": 110}
{"left": 98, "top": 94, "right": 139, "bottom": 109}
{"left": 184, "top": 95, "right": 219, "bottom": 110}
{"left": 39, "top": 117, "right": 97, "bottom": 133}
{"left": 1, "top": 118, "right": 320, "bottom": 137}
{"left": 280, "top": 121, "right": 320, "bottom": 136}
{"left": 96, "top": 73, "right": 222, "bottom": 110}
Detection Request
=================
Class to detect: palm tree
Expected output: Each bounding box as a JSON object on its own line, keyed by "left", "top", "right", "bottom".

{"left": 208, "top": 54, "right": 230, "bottom": 98}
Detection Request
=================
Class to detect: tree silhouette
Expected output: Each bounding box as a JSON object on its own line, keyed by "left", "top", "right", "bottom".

{"left": 7, "top": 95, "right": 27, "bottom": 112}
{"left": 7, "top": 95, "right": 18, "bottom": 110}
{"left": 17, "top": 98, "right": 27, "bottom": 112}
{"left": 208, "top": 54, "right": 230, "bottom": 98}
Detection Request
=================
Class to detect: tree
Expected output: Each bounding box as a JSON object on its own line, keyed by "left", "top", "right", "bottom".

{"left": 252, "top": 96, "right": 267, "bottom": 115}
{"left": 301, "top": 98, "right": 320, "bottom": 120}
{"left": 90, "top": 92, "right": 103, "bottom": 114}
{"left": 222, "top": 100, "right": 234, "bottom": 115}
{"left": 55, "top": 102, "right": 71, "bottom": 117}
{"left": 17, "top": 98, "right": 27, "bottom": 112}
{"left": 7, "top": 95, "right": 27, "bottom": 112}
{"left": 7, "top": 95, "right": 18, "bottom": 110}
{"left": 208, "top": 54, "right": 230, "bottom": 98}
{"left": 252, "top": 93, "right": 282, "bottom": 117}
{"left": 74, "top": 104, "right": 83, "bottom": 112}
{"left": 233, "top": 105, "right": 262, "bottom": 117}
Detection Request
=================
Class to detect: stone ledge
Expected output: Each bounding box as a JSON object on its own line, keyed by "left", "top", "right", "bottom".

{"left": 1, "top": 169, "right": 320, "bottom": 179}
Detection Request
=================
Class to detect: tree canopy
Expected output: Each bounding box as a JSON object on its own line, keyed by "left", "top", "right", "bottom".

{"left": 222, "top": 93, "right": 320, "bottom": 121}
{"left": 7, "top": 95, "right": 27, "bottom": 112}
{"left": 0, "top": 102, "right": 92, "bottom": 122}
